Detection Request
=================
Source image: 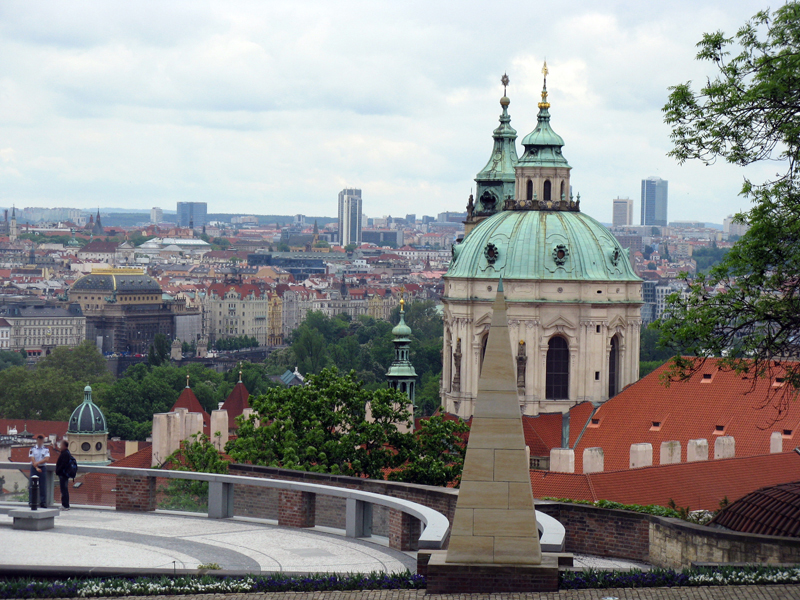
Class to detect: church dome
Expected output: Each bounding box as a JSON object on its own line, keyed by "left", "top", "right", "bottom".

{"left": 71, "top": 270, "right": 161, "bottom": 294}
{"left": 68, "top": 385, "right": 107, "bottom": 434}
{"left": 447, "top": 209, "right": 639, "bottom": 282}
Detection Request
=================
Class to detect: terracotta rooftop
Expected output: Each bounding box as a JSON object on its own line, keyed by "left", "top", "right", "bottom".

{"left": 221, "top": 380, "right": 250, "bottom": 430}
{"left": 552, "top": 358, "right": 800, "bottom": 474}
{"left": 0, "top": 419, "right": 68, "bottom": 439}
{"left": 711, "top": 479, "right": 800, "bottom": 537}
{"left": 530, "top": 451, "right": 800, "bottom": 510}
{"left": 171, "top": 385, "right": 210, "bottom": 436}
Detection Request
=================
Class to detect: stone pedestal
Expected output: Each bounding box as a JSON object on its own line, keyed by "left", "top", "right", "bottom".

{"left": 426, "top": 552, "right": 559, "bottom": 594}
{"left": 10, "top": 508, "right": 59, "bottom": 531}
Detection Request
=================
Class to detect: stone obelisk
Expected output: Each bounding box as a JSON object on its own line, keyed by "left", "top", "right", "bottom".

{"left": 426, "top": 280, "right": 558, "bottom": 593}
{"left": 446, "top": 279, "right": 541, "bottom": 564}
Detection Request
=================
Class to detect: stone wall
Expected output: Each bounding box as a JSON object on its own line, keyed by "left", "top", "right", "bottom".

{"left": 535, "top": 501, "right": 650, "bottom": 562}
{"left": 116, "top": 475, "right": 156, "bottom": 512}
{"left": 536, "top": 501, "right": 800, "bottom": 569}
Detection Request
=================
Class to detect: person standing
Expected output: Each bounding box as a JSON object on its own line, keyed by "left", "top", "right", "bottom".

{"left": 54, "top": 439, "right": 72, "bottom": 510}
{"left": 29, "top": 435, "right": 50, "bottom": 508}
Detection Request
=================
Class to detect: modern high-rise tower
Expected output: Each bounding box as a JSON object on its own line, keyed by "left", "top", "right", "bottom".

{"left": 612, "top": 198, "right": 633, "bottom": 227}
{"left": 337, "top": 188, "right": 362, "bottom": 246}
{"left": 150, "top": 207, "right": 163, "bottom": 224}
{"left": 640, "top": 177, "right": 668, "bottom": 227}
{"left": 176, "top": 202, "right": 207, "bottom": 229}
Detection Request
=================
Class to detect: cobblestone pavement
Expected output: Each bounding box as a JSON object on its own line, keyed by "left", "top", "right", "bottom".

{"left": 103, "top": 586, "right": 800, "bottom": 600}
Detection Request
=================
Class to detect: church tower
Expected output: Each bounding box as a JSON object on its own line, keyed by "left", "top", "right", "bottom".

{"left": 443, "top": 65, "right": 642, "bottom": 418}
{"left": 9, "top": 206, "right": 17, "bottom": 243}
{"left": 465, "top": 74, "right": 519, "bottom": 237}
{"left": 386, "top": 298, "right": 417, "bottom": 404}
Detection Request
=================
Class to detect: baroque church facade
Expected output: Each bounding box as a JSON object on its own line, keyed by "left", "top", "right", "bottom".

{"left": 442, "top": 68, "right": 643, "bottom": 418}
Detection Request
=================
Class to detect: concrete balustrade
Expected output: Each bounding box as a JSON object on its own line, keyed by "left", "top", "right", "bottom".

{"left": 549, "top": 448, "right": 575, "bottom": 473}
{"left": 0, "top": 461, "right": 451, "bottom": 551}
{"left": 771, "top": 431, "right": 783, "bottom": 453}
{"left": 687, "top": 438, "right": 709, "bottom": 462}
{"left": 660, "top": 441, "right": 681, "bottom": 465}
{"left": 714, "top": 435, "right": 735, "bottom": 460}
{"left": 629, "top": 443, "right": 653, "bottom": 469}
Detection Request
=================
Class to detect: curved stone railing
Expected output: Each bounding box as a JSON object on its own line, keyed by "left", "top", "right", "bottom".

{"left": 0, "top": 462, "right": 450, "bottom": 550}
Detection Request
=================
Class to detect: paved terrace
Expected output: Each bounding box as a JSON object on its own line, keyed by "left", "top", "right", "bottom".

{"left": 0, "top": 507, "right": 646, "bottom": 574}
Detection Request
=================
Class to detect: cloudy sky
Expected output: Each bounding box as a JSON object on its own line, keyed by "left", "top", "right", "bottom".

{"left": 0, "top": 0, "right": 776, "bottom": 223}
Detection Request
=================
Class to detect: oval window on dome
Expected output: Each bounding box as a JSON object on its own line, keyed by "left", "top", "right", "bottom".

{"left": 96, "top": 442, "right": 103, "bottom": 452}
{"left": 81, "top": 442, "right": 90, "bottom": 452}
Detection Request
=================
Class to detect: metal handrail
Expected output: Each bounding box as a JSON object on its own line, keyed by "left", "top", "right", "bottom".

{"left": 0, "top": 461, "right": 450, "bottom": 549}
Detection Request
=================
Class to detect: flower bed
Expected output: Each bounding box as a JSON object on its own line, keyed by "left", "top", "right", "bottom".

{"left": 3, "top": 566, "right": 800, "bottom": 597}
{"left": 561, "top": 565, "right": 800, "bottom": 589}
{"left": 0, "top": 571, "right": 425, "bottom": 598}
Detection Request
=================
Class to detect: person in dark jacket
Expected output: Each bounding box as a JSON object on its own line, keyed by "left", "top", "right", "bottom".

{"left": 54, "top": 440, "right": 72, "bottom": 510}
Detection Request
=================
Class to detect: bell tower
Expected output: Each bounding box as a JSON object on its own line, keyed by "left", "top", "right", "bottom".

{"left": 465, "top": 73, "right": 519, "bottom": 236}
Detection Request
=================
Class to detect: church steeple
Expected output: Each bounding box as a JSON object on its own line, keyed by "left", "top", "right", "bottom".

{"left": 517, "top": 61, "right": 570, "bottom": 170}
{"left": 386, "top": 298, "right": 417, "bottom": 406}
{"left": 466, "top": 73, "right": 519, "bottom": 236}
{"left": 514, "top": 61, "right": 574, "bottom": 211}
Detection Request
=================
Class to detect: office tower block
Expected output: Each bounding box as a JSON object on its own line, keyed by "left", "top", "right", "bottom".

{"left": 612, "top": 198, "right": 633, "bottom": 227}
{"left": 150, "top": 207, "right": 163, "bottom": 224}
{"left": 640, "top": 177, "right": 668, "bottom": 227}
{"left": 176, "top": 202, "right": 208, "bottom": 228}
{"left": 338, "top": 189, "right": 362, "bottom": 246}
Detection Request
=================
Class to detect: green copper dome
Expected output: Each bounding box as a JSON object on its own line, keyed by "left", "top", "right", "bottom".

{"left": 447, "top": 210, "right": 639, "bottom": 282}
{"left": 391, "top": 303, "right": 412, "bottom": 338}
{"left": 68, "top": 385, "right": 107, "bottom": 434}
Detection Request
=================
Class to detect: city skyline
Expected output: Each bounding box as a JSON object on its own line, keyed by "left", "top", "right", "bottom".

{"left": 0, "top": 1, "right": 776, "bottom": 224}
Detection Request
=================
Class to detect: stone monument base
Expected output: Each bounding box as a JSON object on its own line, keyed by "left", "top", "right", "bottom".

{"left": 425, "top": 552, "right": 560, "bottom": 594}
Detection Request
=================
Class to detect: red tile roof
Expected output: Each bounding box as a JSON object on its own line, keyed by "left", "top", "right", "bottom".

{"left": 569, "top": 359, "right": 800, "bottom": 474}
{"left": 711, "top": 480, "right": 800, "bottom": 536}
{"left": 221, "top": 381, "right": 250, "bottom": 430}
{"left": 171, "top": 386, "right": 210, "bottom": 435}
{"left": 0, "top": 419, "right": 68, "bottom": 439}
{"left": 112, "top": 444, "right": 153, "bottom": 468}
{"left": 530, "top": 451, "right": 800, "bottom": 511}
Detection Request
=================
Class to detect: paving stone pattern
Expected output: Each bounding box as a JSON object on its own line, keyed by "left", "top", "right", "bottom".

{"left": 93, "top": 586, "right": 800, "bottom": 600}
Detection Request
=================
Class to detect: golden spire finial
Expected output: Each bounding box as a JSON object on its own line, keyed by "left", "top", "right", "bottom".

{"left": 538, "top": 59, "right": 550, "bottom": 110}
{"left": 186, "top": 373, "right": 190, "bottom": 388}
{"left": 400, "top": 297, "right": 405, "bottom": 311}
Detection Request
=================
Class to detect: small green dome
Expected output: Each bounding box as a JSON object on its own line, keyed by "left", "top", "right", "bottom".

{"left": 392, "top": 314, "right": 412, "bottom": 338}
{"left": 68, "top": 385, "right": 107, "bottom": 434}
{"left": 446, "top": 209, "right": 640, "bottom": 282}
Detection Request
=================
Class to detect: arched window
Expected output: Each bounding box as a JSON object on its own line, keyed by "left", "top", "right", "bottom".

{"left": 526, "top": 179, "right": 533, "bottom": 200}
{"left": 609, "top": 335, "right": 619, "bottom": 398}
{"left": 543, "top": 180, "right": 552, "bottom": 201}
{"left": 560, "top": 181, "right": 565, "bottom": 200}
{"left": 545, "top": 336, "right": 569, "bottom": 399}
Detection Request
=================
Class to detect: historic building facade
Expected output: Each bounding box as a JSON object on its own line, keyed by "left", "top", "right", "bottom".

{"left": 203, "top": 283, "right": 270, "bottom": 347}
{"left": 68, "top": 268, "right": 175, "bottom": 354}
{"left": 0, "top": 301, "right": 86, "bottom": 357}
{"left": 442, "top": 68, "right": 643, "bottom": 418}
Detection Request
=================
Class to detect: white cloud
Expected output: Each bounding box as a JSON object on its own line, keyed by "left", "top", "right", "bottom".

{"left": 0, "top": 0, "right": 776, "bottom": 222}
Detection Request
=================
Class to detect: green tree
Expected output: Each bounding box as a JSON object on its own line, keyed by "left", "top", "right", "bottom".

{"left": 389, "top": 414, "right": 468, "bottom": 487}
{"left": 658, "top": 2, "right": 800, "bottom": 415}
{"left": 159, "top": 433, "right": 229, "bottom": 511}
{"left": 277, "top": 242, "right": 290, "bottom": 252}
{"left": 227, "top": 368, "right": 414, "bottom": 479}
{"left": 292, "top": 327, "right": 328, "bottom": 375}
{"left": 148, "top": 333, "right": 171, "bottom": 366}
{"left": 344, "top": 243, "right": 357, "bottom": 253}
{"left": 0, "top": 350, "right": 25, "bottom": 372}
